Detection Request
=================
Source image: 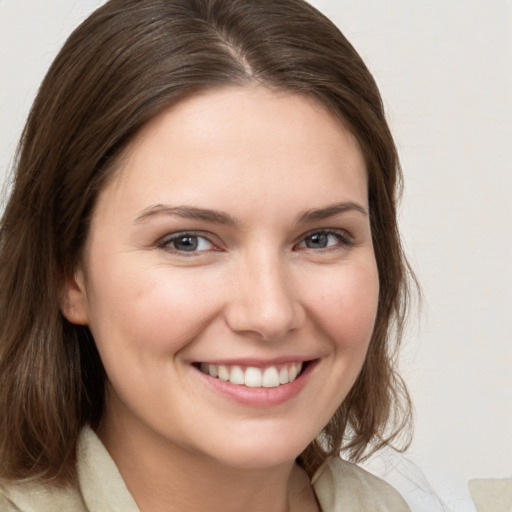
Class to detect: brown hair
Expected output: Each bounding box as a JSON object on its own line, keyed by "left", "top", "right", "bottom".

{"left": 0, "top": 0, "right": 413, "bottom": 484}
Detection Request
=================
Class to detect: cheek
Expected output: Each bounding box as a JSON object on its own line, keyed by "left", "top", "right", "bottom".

{"left": 306, "top": 260, "right": 379, "bottom": 352}
{"left": 85, "top": 260, "right": 221, "bottom": 361}
{"left": 294, "top": 259, "right": 379, "bottom": 429}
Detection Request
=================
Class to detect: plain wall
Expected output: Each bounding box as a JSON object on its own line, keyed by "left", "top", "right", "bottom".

{"left": 1, "top": 1, "right": 511, "bottom": 511}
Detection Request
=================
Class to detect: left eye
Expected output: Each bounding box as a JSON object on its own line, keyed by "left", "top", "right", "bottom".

{"left": 161, "top": 233, "right": 214, "bottom": 253}
{"left": 297, "top": 231, "right": 349, "bottom": 250}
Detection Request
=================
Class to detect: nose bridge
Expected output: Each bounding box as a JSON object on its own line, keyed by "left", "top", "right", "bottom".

{"left": 227, "top": 244, "right": 302, "bottom": 339}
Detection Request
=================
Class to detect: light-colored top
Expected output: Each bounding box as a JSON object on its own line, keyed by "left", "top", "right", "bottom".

{"left": 0, "top": 427, "right": 411, "bottom": 511}
{"left": 469, "top": 478, "right": 512, "bottom": 512}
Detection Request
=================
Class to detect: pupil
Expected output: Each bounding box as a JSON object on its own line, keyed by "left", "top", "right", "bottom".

{"left": 307, "top": 233, "right": 328, "bottom": 248}
{"left": 175, "top": 236, "right": 198, "bottom": 251}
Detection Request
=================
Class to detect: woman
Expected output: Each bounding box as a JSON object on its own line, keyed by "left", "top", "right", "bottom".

{"left": 0, "top": 0, "right": 413, "bottom": 510}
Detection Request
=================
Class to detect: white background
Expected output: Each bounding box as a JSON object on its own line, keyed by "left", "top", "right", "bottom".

{"left": 0, "top": 1, "right": 510, "bottom": 511}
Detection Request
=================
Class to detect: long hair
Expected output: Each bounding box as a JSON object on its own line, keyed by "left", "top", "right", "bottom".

{"left": 0, "top": 0, "right": 413, "bottom": 484}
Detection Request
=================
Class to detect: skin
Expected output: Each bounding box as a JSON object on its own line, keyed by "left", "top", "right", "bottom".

{"left": 62, "top": 86, "right": 379, "bottom": 512}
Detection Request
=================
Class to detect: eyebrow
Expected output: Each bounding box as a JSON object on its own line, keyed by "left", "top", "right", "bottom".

{"left": 134, "top": 201, "right": 368, "bottom": 226}
{"left": 296, "top": 201, "right": 368, "bottom": 224}
{"left": 134, "top": 205, "right": 237, "bottom": 225}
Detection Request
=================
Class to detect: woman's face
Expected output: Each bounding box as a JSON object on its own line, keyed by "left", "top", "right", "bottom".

{"left": 63, "top": 86, "right": 379, "bottom": 469}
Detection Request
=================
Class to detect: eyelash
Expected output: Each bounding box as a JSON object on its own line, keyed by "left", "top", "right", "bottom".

{"left": 157, "top": 229, "right": 354, "bottom": 255}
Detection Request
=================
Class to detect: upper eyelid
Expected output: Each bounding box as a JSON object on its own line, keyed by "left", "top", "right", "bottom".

{"left": 159, "top": 230, "right": 213, "bottom": 240}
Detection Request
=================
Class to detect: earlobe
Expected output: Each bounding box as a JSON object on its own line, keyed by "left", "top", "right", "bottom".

{"left": 60, "top": 270, "right": 89, "bottom": 325}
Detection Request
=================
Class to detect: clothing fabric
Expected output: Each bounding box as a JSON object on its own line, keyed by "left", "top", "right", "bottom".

{"left": 469, "top": 478, "right": 512, "bottom": 512}
{"left": 0, "top": 427, "right": 411, "bottom": 511}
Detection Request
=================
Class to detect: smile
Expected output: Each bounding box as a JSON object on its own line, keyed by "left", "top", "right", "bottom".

{"left": 198, "top": 362, "right": 304, "bottom": 388}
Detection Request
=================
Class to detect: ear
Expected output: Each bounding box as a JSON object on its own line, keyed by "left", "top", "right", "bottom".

{"left": 60, "top": 269, "right": 90, "bottom": 325}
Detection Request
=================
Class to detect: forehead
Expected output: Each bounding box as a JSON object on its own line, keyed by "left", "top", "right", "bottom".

{"left": 94, "top": 85, "right": 368, "bottom": 223}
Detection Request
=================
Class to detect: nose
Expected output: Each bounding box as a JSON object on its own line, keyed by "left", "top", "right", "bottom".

{"left": 224, "top": 252, "right": 305, "bottom": 340}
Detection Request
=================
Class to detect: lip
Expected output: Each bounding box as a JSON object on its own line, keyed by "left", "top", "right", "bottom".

{"left": 193, "top": 359, "right": 318, "bottom": 407}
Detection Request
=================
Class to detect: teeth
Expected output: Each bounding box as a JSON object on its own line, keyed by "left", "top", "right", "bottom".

{"left": 262, "top": 367, "right": 280, "bottom": 388}
{"left": 199, "top": 362, "right": 304, "bottom": 388}
{"left": 209, "top": 364, "right": 218, "bottom": 378}
{"left": 230, "top": 366, "right": 245, "bottom": 385}
{"left": 245, "top": 367, "right": 262, "bottom": 387}
{"left": 217, "top": 365, "right": 229, "bottom": 381}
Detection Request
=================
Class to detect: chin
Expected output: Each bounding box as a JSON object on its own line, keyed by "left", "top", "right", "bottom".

{"left": 195, "top": 425, "right": 315, "bottom": 471}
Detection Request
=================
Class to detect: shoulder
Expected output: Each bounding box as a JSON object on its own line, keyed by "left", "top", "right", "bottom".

{"left": 312, "top": 457, "right": 411, "bottom": 512}
{"left": 0, "top": 478, "right": 87, "bottom": 512}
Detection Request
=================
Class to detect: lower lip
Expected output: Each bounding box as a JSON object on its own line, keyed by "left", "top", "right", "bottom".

{"left": 195, "top": 362, "right": 316, "bottom": 407}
